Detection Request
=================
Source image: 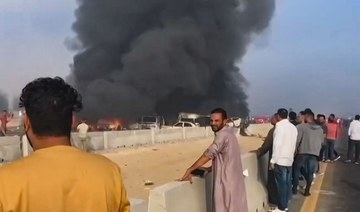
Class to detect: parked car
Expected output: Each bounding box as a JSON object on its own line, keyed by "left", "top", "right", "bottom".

{"left": 173, "top": 121, "right": 199, "bottom": 128}
{"left": 177, "top": 112, "right": 211, "bottom": 127}
{"left": 138, "top": 115, "right": 165, "bottom": 129}
{"left": 227, "top": 117, "right": 242, "bottom": 128}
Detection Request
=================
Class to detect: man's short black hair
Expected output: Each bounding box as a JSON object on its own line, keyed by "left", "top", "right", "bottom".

{"left": 277, "top": 108, "right": 288, "bottom": 119}
{"left": 329, "top": 113, "right": 335, "bottom": 118}
{"left": 299, "top": 111, "right": 306, "bottom": 116}
{"left": 304, "top": 108, "right": 313, "bottom": 114}
{"left": 307, "top": 111, "right": 315, "bottom": 117}
{"left": 355, "top": 115, "right": 360, "bottom": 120}
{"left": 211, "top": 108, "right": 227, "bottom": 119}
{"left": 289, "top": 111, "right": 297, "bottom": 120}
{"left": 317, "top": 114, "right": 326, "bottom": 119}
{"left": 19, "top": 77, "right": 82, "bottom": 137}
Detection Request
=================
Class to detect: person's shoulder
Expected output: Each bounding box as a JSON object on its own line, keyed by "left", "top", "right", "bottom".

{"left": 296, "top": 123, "right": 303, "bottom": 127}
{"left": 216, "top": 127, "right": 235, "bottom": 139}
{"left": 69, "top": 151, "right": 123, "bottom": 178}
{"left": 80, "top": 151, "right": 114, "bottom": 164}
{"left": 286, "top": 120, "right": 297, "bottom": 128}
{"left": 79, "top": 152, "right": 120, "bottom": 171}
{"left": 275, "top": 120, "right": 285, "bottom": 127}
{"left": 268, "top": 127, "right": 275, "bottom": 133}
{"left": 0, "top": 156, "right": 35, "bottom": 176}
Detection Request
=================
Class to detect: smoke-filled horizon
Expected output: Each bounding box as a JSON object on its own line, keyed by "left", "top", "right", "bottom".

{"left": 69, "top": 0, "right": 275, "bottom": 121}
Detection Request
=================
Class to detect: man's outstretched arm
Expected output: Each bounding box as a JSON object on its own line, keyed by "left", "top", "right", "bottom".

{"left": 180, "top": 154, "right": 211, "bottom": 183}
{"left": 180, "top": 133, "right": 225, "bottom": 182}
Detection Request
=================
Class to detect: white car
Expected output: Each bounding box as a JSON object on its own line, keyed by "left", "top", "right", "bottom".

{"left": 227, "top": 117, "right": 242, "bottom": 128}
{"left": 173, "top": 121, "right": 199, "bottom": 128}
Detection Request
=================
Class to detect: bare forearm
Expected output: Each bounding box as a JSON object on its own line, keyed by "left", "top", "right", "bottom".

{"left": 188, "top": 154, "right": 211, "bottom": 172}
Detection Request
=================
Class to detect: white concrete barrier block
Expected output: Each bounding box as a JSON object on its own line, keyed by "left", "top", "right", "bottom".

{"left": 0, "top": 145, "right": 21, "bottom": 161}
{"left": 242, "top": 153, "right": 268, "bottom": 212}
{"left": 246, "top": 124, "right": 272, "bottom": 136}
{"left": 182, "top": 127, "right": 186, "bottom": 140}
{"left": 130, "top": 198, "right": 148, "bottom": 212}
{"left": 148, "top": 178, "right": 207, "bottom": 212}
{"left": 103, "top": 131, "right": 109, "bottom": 150}
{"left": 151, "top": 128, "right": 155, "bottom": 145}
{"left": 0, "top": 136, "right": 22, "bottom": 161}
{"left": 21, "top": 135, "right": 34, "bottom": 157}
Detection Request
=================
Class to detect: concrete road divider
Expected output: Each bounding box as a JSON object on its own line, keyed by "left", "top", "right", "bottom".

{"left": 0, "top": 127, "right": 216, "bottom": 162}
{"left": 147, "top": 152, "right": 269, "bottom": 212}
{"left": 71, "top": 127, "right": 214, "bottom": 151}
{"left": 0, "top": 136, "right": 21, "bottom": 162}
{"left": 242, "top": 152, "right": 269, "bottom": 212}
{"left": 130, "top": 198, "right": 148, "bottom": 212}
{"left": 148, "top": 178, "right": 207, "bottom": 212}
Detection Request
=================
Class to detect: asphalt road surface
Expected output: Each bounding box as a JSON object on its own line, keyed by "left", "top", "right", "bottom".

{"left": 314, "top": 139, "right": 360, "bottom": 212}
{"left": 289, "top": 123, "right": 360, "bottom": 212}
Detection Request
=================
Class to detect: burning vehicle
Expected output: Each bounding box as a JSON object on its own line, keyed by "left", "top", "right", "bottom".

{"left": 72, "top": 116, "right": 124, "bottom": 132}
{"left": 95, "top": 119, "right": 124, "bottom": 131}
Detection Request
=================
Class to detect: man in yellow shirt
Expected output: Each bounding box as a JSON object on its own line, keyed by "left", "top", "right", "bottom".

{"left": 0, "top": 77, "right": 130, "bottom": 212}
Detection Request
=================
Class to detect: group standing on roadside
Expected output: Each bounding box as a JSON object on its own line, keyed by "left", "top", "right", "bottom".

{"left": 257, "top": 108, "right": 349, "bottom": 212}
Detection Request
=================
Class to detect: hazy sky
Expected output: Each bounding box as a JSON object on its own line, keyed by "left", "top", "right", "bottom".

{"left": 1, "top": 0, "right": 359, "bottom": 116}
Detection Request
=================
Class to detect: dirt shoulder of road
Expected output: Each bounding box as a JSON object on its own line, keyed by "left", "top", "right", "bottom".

{"left": 100, "top": 124, "right": 272, "bottom": 199}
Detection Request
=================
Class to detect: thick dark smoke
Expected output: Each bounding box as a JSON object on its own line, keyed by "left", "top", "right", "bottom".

{"left": 11, "top": 95, "right": 21, "bottom": 110}
{"left": 70, "top": 0, "right": 275, "bottom": 121}
{"left": 0, "top": 91, "right": 9, "bottom": 111}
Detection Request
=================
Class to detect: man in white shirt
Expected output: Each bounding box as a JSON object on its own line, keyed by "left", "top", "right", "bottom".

{"left": 270, "top": 108, "right": 298, "bottom": 212}
{"left": 345, "top": 115, "right": 360, "bottom": 164}
{"left": 77, "top": 119, "right": 90, "bottom": 151}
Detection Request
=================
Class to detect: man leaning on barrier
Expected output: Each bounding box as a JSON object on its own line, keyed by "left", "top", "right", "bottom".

{"left": 0, "top": 77, "right": 130, "bottom": 212}
{"left": 180, "top": 108, "right": 248, "bottom": 212}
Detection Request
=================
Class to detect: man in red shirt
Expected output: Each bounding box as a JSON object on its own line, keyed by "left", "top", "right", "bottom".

{"left": 0, "top": 110, "right": 8, "bottom": 134}
{"left": 324, "top": 114, "right": 339, "bottom": 162}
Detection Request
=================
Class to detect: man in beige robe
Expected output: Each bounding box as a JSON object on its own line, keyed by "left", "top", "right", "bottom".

{"left": 181, "top": 108, "right": 248, "bottom": 212}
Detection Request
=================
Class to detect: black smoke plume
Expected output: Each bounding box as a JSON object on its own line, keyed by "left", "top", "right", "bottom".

{"left": 69, "top": 0, "right": 275, "bottom": 121}
{"left": 11, "top": 95, "right": 21, "bottom": 110}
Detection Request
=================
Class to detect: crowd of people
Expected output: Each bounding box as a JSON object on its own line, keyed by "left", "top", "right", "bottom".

{"left": 256, "top": 108, "right": 360, "bottom": 212}
{"left": 179, "top": 108, "right": 358, "bottom": 212}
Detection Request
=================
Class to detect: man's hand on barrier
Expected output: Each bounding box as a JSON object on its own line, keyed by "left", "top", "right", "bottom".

{"left": 179, "top": 169, "right": 193, "bottom": 184}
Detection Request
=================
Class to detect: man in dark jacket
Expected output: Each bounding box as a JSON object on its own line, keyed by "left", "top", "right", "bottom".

{"left": 289, "top": 111, "right": 298, "bottom": 126}
{"left": 257, "top": 114, "right": 278, "bottom": 208}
